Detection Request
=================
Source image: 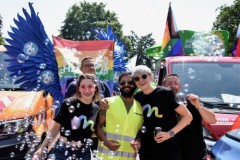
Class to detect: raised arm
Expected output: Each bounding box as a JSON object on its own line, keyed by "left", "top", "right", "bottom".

{"left": 187, "top": 93, "right": 217, "bottom": 124}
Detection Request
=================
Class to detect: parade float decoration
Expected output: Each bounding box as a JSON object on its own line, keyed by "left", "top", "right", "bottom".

{"left": 94, "top": 25, "right": 129, "bottom": 93}
{"left": 147, "top": 2, "right": 229, "bottom": 60}
{"left": 3, "top": 2, "right": 116, "bottom": 98}
{"left": 4, "top": 3, "right": 63, "bottom": 105}
{"left": 94, "top": 25, "right": 128, "bottom": 73}
{"left": 232, "top": 24, "right": 240, "bottom": 57}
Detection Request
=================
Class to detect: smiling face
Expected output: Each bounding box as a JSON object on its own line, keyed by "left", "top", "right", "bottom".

{"left": 132, "top": 65, "right": 153, "bottom": 93}
{"left": 133, "top": 73, "right": 152, "bottom": 92}
{"left": 75, "top": 74, "right": 100, "bottom": 103}
{"left": 119, "top": 74, "right": 136, "bottom": 98}
{"left": 163, "top": 76, "right": 181, "bottom": 94}
{"left": 79, "top": 79, "right": 96, "bottom": 102}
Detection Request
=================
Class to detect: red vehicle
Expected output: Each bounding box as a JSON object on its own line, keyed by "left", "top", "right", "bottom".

{"left": 156, "top": 56, "right": 240, "bottom": 149}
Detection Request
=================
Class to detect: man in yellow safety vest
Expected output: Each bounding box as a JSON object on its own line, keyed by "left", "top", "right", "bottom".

{"left": 96, "top": 72, "right": 143, "bottom": 160}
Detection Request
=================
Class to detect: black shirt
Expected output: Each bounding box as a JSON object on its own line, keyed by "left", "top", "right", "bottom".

{"left": 134, "top": 86, "right": 181, "bottom": 159}
{"left": 179, "top": 100, "right": 206, "bottom": 160}
{"left": 54, "top": 97, "right": 99, "bottom": 142}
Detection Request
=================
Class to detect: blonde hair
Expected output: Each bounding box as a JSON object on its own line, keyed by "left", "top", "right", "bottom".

{"left": 132, "top": 65, "right": 152, "bottom": 77}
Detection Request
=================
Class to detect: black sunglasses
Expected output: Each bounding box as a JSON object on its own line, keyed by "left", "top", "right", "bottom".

{"left": 119, "top": 80, "right": 134, "bottom": 86}
{"left": 133, "top": 74, "right": 148, "bottom": 81}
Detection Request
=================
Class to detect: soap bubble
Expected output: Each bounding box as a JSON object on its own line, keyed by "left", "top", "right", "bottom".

{"left": 192, "top": 32, "right": 225, "bottom": 56}
{"left": 141, "top": 126, "right": 147, "bottom": 133}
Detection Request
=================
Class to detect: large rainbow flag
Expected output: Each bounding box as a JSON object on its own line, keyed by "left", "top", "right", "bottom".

{"left": 160, "top": 3, "right": 183, "bottom": 59}
{"left": 53, "top": 36, "right": 114, "bottom": 94}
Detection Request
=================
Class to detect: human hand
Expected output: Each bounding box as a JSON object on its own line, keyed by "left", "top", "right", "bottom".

{"left": 32, "top": 148, "right": 43, "bottom": 160}
{"left": 99, "top": 98, "right": 109, "bottom": 110}
{"left": 187, "top": 94, "right": 201, "bottom": 108}
{"left": 105, "top": 140, "right": 121, "bottom": 151}
{"left": 154, "top": 131, "right": 171, "bottom": 143}
{"left": 130, "top": 141, "right": 141, "bottom": 151}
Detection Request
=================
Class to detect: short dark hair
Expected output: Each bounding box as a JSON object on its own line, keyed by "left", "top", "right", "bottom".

{"left": 81, "top": 57, "right": 93, "bottom": 67}
{"left": 118, "top": 72, "right": 132, "bottom": 82}
{"left": 162, "top": 73, "right": 180, "bottom": 85}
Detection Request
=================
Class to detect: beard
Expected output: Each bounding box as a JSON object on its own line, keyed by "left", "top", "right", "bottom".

{"left": 120, "top": 86, "right": 136, "bottom": 98}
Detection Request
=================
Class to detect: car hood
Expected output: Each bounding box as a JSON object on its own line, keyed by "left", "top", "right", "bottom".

{"left": 211, "top": 129, "right": 240, "bottom": 160}
{"left": 205, "top": 113, "right": 238, "bottom": 139}
{"left": 0, "top": 91, "right": 47, "bottom": 120}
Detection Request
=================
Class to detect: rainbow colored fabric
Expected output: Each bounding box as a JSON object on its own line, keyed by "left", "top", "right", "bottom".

{"left": 53, "top": 36, "right": 114, "bottom": 93}
{"left": 160, "top": 3, "right": 184, "bottom": 59}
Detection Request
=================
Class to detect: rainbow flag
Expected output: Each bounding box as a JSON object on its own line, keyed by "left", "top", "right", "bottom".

{"left": 160, "top": 3, "right": 183, "bottom": 59}
{"left": 231, "top": 114, "right": 240, "bottom": 130}
{"left": 232, "top": 24, "right": 240, "bottom": 57}
{"left": 53, "top": 37, "right": 114, "bottom": 93}
{"left": 236, "top": 38, "right": 240, "bottom": 56}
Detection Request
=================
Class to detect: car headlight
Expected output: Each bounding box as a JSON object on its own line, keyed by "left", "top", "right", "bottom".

{"left": 203, "top": 126, "right": 216, "bottom": 151}
{"left": 203, "top": 126, "right": 215, "bottom": 140}
{"left": 0, "top": 117, "right": 33, "bottom": 136}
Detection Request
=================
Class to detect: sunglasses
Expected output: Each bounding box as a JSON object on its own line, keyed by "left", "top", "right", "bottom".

{"left": 119, "top": 80, "right": 134, "bottom": 86}
{"left": 133, "top": 74, "right": 148, "bottom": 82}
{"left": 83, "top": 64, "right": 95, "bottom": 68}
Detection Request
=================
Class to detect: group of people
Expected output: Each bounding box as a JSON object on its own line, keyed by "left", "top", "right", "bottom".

{"left": 33, "top": 57, "right": 217, "bottom": 160}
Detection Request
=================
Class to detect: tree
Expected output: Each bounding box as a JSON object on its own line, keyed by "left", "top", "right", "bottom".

{"left": 128, "top": 31, "right": 156, "bottom": 70}
{"left": 59, "top": 1, "right": 123, "bottom": 41}
{"left": 0, "top": 14, "right": 4, "bottom": 44}
{"left": 212, "top": 0, "right": 240, "bottom": 55}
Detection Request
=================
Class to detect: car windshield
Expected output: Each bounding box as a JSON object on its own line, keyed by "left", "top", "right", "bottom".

{"left": 0, "top": 53, "right": 20, "bottom": 90}
{"left": 172, "top": 62, "right": 240, "bottom": 105}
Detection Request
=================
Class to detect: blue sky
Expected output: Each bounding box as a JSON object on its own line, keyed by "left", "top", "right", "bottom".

{"left": 0, "top": 0, "right": 234, "bottom": 44}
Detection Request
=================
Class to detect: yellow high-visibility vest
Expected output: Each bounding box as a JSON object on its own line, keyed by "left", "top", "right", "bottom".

{"left": 98, "top": 96, "right": 143, "bottom": 160}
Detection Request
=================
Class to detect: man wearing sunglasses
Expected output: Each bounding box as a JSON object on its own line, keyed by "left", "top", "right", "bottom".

{"left": 162, "top": 74, "right": 216, "bottom": 160}
{"left": 96, "top": 72, "right": 143, "bottom": 160}
{"left": 132, "top": 65, "right": 192, "bottom": 160}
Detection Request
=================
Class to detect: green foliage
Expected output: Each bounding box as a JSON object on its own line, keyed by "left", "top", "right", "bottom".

{"left": 0, "top": 14, "right": 4, "bottom": 45}
{"left": 212, "top": 0, "right": 240, "bottom": 55}
{"left": 59, "top": 1, "right": 123, "bottom": 41}
{"left": 128, "top": 31, "right": 156, "bottom": 70}
{"left": 59, "top": 1, "right": 157, "bottom": 66}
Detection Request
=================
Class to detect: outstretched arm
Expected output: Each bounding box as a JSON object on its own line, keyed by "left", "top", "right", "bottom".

{"left": 33, "top": 122, "right": 61, "bottom": 159}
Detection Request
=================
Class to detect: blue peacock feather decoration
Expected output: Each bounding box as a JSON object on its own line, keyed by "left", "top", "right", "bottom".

{"left": 4, "top": 2, "right": 63, "bottom": 104}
